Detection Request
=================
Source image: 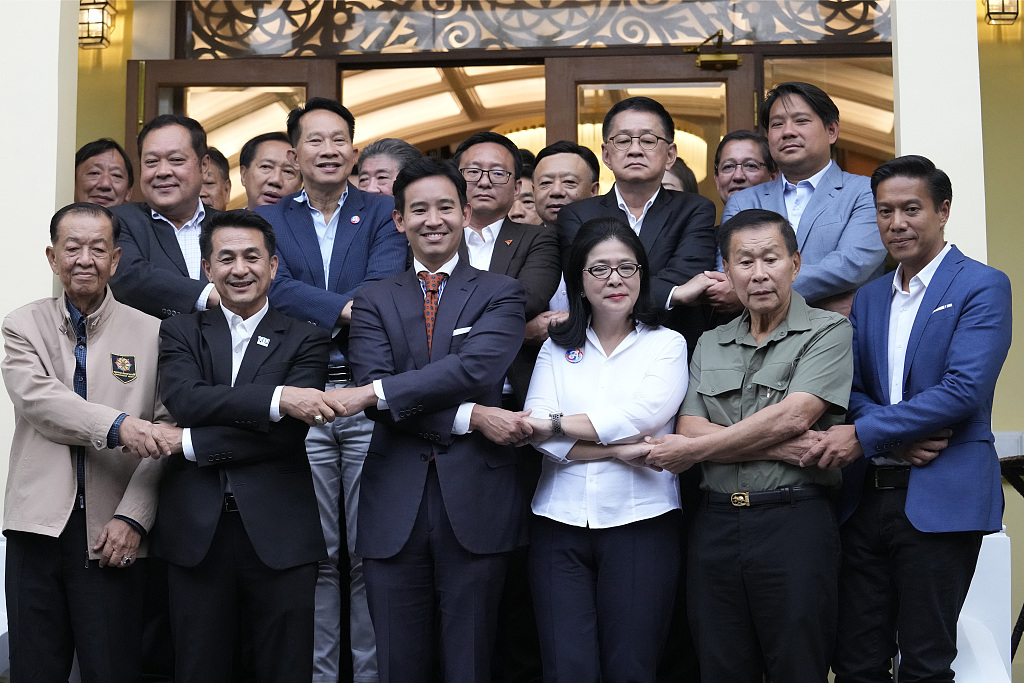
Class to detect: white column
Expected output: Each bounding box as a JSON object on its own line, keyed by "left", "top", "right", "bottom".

{"left": 891, "top": 0, "right": 987, "bottom": 262}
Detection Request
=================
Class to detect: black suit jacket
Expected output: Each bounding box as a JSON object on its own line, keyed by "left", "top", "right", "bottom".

{"left": 556, "top": 188, "right": 717, "bottom": 354}
{"left": 349, "top": 261, "right": 526, "bottom": 559}
{"left": 154, "top": 304, "right": 330, "bottom": 570}
{"left": 459, "top": 218, "right": 561, "bottom": 407}
{"left": 110, "top": 201, "right": 220, "bottom": 319}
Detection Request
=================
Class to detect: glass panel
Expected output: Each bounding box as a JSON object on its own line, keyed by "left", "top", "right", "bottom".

{"left": 578, "top": 82, "right": 727, "bottom": 202}
{"left": 764, "top": 57, "right": 894, "bottom": 175}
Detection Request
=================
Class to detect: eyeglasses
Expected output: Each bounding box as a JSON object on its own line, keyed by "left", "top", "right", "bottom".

{"left": 460, "top": 168, "right": 513, "bottom": 184}
{"left": 583, "top": 263, "right": 641, "bottom": 279}
{"left": 606, "top": 134, "right": 670, "bottom": 151}
{"left": 717, "top": 161, "right": 767, "bottom": 175}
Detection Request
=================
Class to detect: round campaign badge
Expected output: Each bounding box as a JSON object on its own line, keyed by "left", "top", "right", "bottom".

{"left": 565, "top": 348, "right": 583, "bottom": 364}
{"left": 350, "top": 215, "right": 361, "bottom": 224}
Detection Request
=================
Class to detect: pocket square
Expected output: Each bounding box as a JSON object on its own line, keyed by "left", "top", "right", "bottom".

{"left": 932, "top": 303, "right": 952, "bottom": 313}
{"left": 453, "top": 327, "right": 472, "bottom": 336}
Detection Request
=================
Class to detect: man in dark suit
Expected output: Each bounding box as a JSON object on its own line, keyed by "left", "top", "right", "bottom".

{"left": 155, "top": 209, "right": 334, "bottom": 682}
{"left": 325, "top": 158, "right": 529, "bottom": 683}
{"left": 110, "top": 115, "right": 220, "bottom": 319}
{"left": 556, "top": 96, "right": 717, "bottom": 354}
{"left": 805, "top": 156, "right": 1013, "bottom": 682}
{"left": 257, "top": 98, "right": 408, "bottom": 683}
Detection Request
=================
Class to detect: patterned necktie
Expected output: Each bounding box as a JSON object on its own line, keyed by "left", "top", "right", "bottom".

{"left": 418, "top": 271, "right": 448, "bottom": 355}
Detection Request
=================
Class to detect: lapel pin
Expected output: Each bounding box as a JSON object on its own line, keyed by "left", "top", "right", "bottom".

{"left": 257, "top": 336, "right": 270, "bottom": 347}
{"left": 504, "top": 239, "right": 513, "bottom": 245}
{"left": 350, "top": 215, "right": 361, "bottom": 224}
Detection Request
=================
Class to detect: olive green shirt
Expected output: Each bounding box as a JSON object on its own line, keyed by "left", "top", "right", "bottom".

{"left": 679, "top": 292, "right": 853, "bottom": 493}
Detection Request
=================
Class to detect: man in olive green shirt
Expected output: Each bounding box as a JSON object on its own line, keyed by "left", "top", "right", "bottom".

{"left": 646, "top": 208, "right": 853, "bottom": 683}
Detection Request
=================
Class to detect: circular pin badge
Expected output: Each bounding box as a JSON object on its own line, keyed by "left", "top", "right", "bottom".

{"left": 565, "top": 348, "right": 584, "bottom": 364}
{"left": 350, "top": 215, "right": 361, "bottom": 224}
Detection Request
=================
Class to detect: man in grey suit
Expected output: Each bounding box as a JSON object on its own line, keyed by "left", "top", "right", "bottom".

{"left": 720, "top": 81, "right": 887, "bottom": 316}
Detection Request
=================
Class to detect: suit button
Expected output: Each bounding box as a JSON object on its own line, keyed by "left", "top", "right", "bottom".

{"left": 420, "top": 454, "right": 429, "bottom": 462}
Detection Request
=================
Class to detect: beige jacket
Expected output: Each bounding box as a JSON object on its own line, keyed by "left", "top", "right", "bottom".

{"left": 1, "top": 287, "right": 168, "bottom": 559}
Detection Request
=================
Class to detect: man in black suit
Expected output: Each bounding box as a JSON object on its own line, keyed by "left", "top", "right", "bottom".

{"left": 556, "top": 96, "right": 717, "bottom": 353}
{"left": 111, "top": 114, "right": 220, "bottom": 319}
{"left": 325, "top": 158, "right": 529, "bottom": 683}
{"left": 155, "top": 209, "right": 334, "bottom": 682}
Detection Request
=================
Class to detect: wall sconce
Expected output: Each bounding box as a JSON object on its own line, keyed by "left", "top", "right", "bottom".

{"left": 79, "top": 1, "right": 116, "bottom": 49}
{"left": 986, "top": 0, "right": 1019, "bottom": 25}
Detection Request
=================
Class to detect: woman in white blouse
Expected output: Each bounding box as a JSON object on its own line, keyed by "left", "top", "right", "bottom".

{"left": 523, "top": 217, "right": 689, "bottom": 683}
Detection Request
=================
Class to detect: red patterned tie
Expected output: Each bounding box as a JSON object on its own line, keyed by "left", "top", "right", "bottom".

{"left": 418, "top": 271, "right": 448, "bottom": 355}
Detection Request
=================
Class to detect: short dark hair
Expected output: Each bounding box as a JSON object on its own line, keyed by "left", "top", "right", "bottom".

{"left": 535, "top": 140, "right": 601, "bottom": 184}
{"left": 138, "top": 114, "right": 208, "bottom": 160}
{"left": 453, "top": 132, "right": 523, "bottom": 180}
{"left": 239, "top": 132, "right": 291, "bottom": 169}
{"left": 870, "top": 154, "right": 953, "bottom": 210}
{"left": 549, "top": 216, "right": 663, "bottom": 350}
{"left": 200, "top": 209, "right": 277, "bottom": 262}
{"left": 666, "top": 158, "right": 698, "bottom": 194}
{"left": 714, "top": 130, "right": 777, "bottom": 175}
{"left": 357, "top": 138, "right": 421, "bottom": 174}
{"left": 718, "top": 208, "right": 797, "bottom": 262}
{"left": 602, "top": 96, "right": 675, "bottom": 142}
{"left": 206, "top": 147, "right": 230, "bottom": 181}
{"left": 49, "top": 202, "right": 119, "bottom": 244}
{"left": 393, "top": 157, "right": 468, "bottom": 216}
{"left": 287, "top": 98, "right": 356, "bottom": 147}
{"left": 75, "top": 138, "right": 135, "bottom": 187}
{"left": 760, "top": 82, "right": 840, "bottom": 133}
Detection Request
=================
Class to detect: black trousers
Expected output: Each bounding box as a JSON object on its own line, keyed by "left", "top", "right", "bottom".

{"left": 833, "top": 484, "right": 983, "bottom": 683}
{"left": 529, "top": 511, "right": 682, "bottom": 683}
{"left": 6, "top": 506, "right": 144, "bottom": 683}
{"left": 364, "top": 463, "right": 510, "bottom": 683}
{"left": 166, "top": 509, "right": 318, "bottom": 683}
{"left": 687, "top": 495, "right": 840, "bottom": 683}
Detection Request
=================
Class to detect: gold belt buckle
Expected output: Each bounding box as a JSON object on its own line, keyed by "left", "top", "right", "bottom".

{"left": 730, "top": 492, "right": 750, "bottom": 507}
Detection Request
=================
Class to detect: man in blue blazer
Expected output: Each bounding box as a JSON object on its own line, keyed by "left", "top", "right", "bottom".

{"left": 325, "top": 157, "right": 528, "bottom": 683}
{"left": 804, "top": 155, "right": 1012, "bottom": 681}
{"left": 721, "top": 82, "right": 887, "bottom": 316}
{"left": 257, "top": 98, "right": 407, "bottom": 683}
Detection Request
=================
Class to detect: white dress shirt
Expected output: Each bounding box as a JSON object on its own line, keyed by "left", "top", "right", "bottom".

{"left": 526, "top": 323, "right": 688, "bottom": 529}
{"left": 371, "top": 254, "right": 475, "bottom": 435}
{"left": 183, "top": 300, "right": 284, "bottom": 461}
{"left": 782, "top": 159, "right": 832, "bottom": 234}
{"left": 875, "top": 242, "right": 952, "bottom": 464}
{"left": 464, "top": 219, "right": 503, "bottom": 270}
{"left": 293, "top": 186, "right": 349, "bottom": 285}
{"left": 614, "top": 184, "right": 659, "bottom": 234}
{"left": 151, "top": 201, "right": 215, "bottom": 310}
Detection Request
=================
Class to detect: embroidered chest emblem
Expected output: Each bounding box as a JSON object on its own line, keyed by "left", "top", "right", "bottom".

{"left": 111, "top": 354, "right": 137, "bottom": 384}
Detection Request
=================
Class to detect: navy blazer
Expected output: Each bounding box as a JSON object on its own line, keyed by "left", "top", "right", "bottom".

{"left": 348, "top": 261, "right": 527, "bottom": 559}
{"left": 721, "top": 163, "right": 887, "bottom": 304}
{"left": 154, "top": 304, "right": 330, "bottom": 569}
{"left": 557, "top": 187, "right": 717, "bottom": 353}
{"left": 110, "top": 201, "right": 219, "bottom": 318}
{"left": 842, "top": 246, "right": 1012, "bottom": 533}
{"left": 258, "top": 186, "right": 407, "bottom": 347}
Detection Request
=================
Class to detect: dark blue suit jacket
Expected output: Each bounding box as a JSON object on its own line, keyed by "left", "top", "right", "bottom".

{"left": 348, "top": 261, "right": 526, "bottom": 559}
{"left": 842, "top": 246, "right": 1012, "bottom": 533}
{"left": 154, "top": 304, "right": 330, "bottom": 569}
{"left": 258, "top": 186, "right": 407, "bottom": 351}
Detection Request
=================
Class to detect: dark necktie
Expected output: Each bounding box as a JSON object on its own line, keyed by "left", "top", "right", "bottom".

{"left": 418, "top": 271, "right": 447, "bottom": 355}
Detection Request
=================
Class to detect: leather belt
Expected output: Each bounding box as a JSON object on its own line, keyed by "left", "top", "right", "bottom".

{"left": 327, "top": 364, "right": 352, "bottom": 383}
{"left": 223, "top": 494, "right": 239, "bottom": 512}
{"left": 869, "top": 465, "right": 911, "bottom": 490}
{"left": 707, "top": 485, "right": 828, "bottom": 508}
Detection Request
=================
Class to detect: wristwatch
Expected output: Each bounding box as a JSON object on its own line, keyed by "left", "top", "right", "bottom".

{"left": 550, "top": 412, "right": 564, "bottom": 436}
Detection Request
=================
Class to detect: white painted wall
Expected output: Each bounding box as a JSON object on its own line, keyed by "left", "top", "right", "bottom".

{"left": 891, "top": 0, "right": 988, "bottom": 262}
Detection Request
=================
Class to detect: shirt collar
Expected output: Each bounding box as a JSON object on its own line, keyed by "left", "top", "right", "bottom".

{"left": 464, "top": 218, "right": 503, "bottom": 243}
{"left": 65, "top": 298, "right": 87, "bottom": 336}
{"left": 781, "top": 159, "right": 833, "bottom": 191}
{"left": 613, "top": 184, "right": 660, "bottom": 216}
{"left": 891, "top": 242, "right": 951, "bottom": 294}
{"left": 413, "top": 253, "right": 460, "bottom": 277}
{"left": 220, "top": 298, "right": 270, "bottom": 333}
{"left": 151, "top": 200, "right": 205, "bottom": 230}
{"left": 719, "top": 291, "right": 813, "bottom": 346}
{"left": 294, "top": 186, "right": 349, "bottom": 211}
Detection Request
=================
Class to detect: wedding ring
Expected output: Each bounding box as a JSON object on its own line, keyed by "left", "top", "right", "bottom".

{"left": 314, "top": 415, "right": 325, "bottom": 426}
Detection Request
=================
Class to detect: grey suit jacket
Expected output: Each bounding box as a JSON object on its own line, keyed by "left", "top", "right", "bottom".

{"left": 721, "top": 162, "right": 887, "bottom": 304}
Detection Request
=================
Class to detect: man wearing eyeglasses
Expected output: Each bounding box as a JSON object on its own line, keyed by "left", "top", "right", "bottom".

{"left": 556, "top": 96, "right": 717, "bottom": 356}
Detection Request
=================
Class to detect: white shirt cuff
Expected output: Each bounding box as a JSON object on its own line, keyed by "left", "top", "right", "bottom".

{"left": 183, "top": 428, "right": 196, "bottom": 462}
{"left": 270, "top": 386, "right": 284, "bottom": 422}
{"left": 373, "top": 379, "right": 388, "bottom": 410}
{"left": 665, "top": 286, "right": 677, "bottom": 310}
{"left": 453, "top": 403, "right": 475, "bottom": 435}
{"left": 195, "top": 283, "right": 216, "bottom": 311}
{"left": 588, "top": 405, "right": 639, "bottom": 445}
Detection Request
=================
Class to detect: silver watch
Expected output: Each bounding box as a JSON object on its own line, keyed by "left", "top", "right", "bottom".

{"left": 550, "top": 412, "right": 564, "bottom": 436}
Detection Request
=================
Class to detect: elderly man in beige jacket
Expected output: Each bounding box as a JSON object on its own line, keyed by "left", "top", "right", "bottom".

{"left": 1, "top": 202, "right": 181, "bottom": 683}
